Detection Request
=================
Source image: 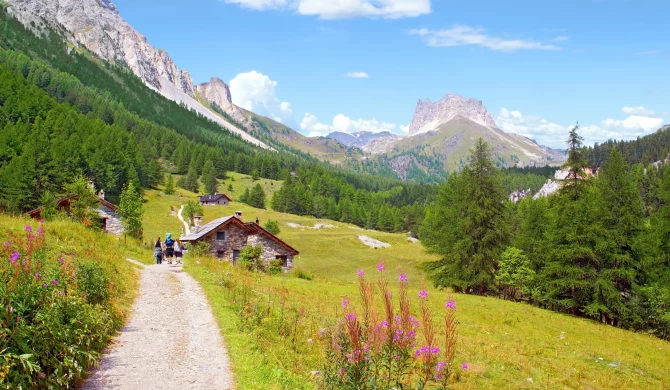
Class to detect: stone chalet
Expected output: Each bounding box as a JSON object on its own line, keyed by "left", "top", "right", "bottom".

{"left": 179, "top": 212, "right": 299, "bottom": 270}
{"left": 199, "top": 193, "right": 232, "bottom": 206}
{"left": 26, "top": 192, "right": 123, "bottom": 235}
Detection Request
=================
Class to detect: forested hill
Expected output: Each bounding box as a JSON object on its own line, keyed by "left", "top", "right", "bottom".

{"left": 584, "top": 125, "right": 670, "bottom": 168}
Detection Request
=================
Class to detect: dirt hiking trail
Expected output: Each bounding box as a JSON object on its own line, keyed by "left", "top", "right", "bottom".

{"left": 82, "top": 260, "right": 234, "bottom": 389}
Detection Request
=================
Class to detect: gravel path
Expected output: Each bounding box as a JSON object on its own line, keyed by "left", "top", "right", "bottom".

{"left": 82, "top": 261, "right": 234, "bottom": 390}
{"left": 177, "top": 205, "right": 191, "bottom": 235}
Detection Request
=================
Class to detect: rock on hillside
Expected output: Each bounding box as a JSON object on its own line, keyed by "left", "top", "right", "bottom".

{"left": 358, "top": 235, "right": 391, "bottom": 249}
{"left": 196, "top": 78, "right": 247, "bottom": 124}
{"left": 6, "top": 0, "right": 271, "bottom": 149}
{"left": 408, "top": 93, "right": 497, "bottom": 136}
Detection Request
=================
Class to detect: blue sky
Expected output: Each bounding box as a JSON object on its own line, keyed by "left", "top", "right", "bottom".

{"left": 113, "top": 0, "right": 668, "bottom": 148}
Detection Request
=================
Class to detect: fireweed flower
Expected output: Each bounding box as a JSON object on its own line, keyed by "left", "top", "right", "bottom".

{"left": 3, "top": 241, "right": 10, "bottom": 249}
{"left": 342, "top": 299, "right": 350, "bottom": 308}
{"left": 445, "top": 300, "right": 456, "bottom": 309}
{"left": 25, "top": 225, "right": 32, "bottom": 232}
{"left": 43, "top": 284, "right": 48, "bottom": 288}
{"left": 10, "top": 252, "right": 20, "bottom": 263}
{"left": 58, "top": 256, "right": 65, "bottom": 264}
{"left": 462, "top": 363, "right": 468, "bottom": 371}
{"left": 345, "top": 313, "right": 356, "bottom": 321}
{"left": 418, "top": 290, "right": 428, "bottom": 299}
{"left": 377, "top": 263, "right": 385, "bottom": 272}
{"left": 437, "top": 361, "right": 446, "bottom": 372}
{"left": 51, "top": 280, "right": 58, "bottom": 285}
{"left": 36, "top": 227, "right": 44, "bottom": 235}
{"left": 357, "top": 269, "right": 364, "bottom": 277}
{"left": 399, "top": 273, "right": 407, "bottom": 283}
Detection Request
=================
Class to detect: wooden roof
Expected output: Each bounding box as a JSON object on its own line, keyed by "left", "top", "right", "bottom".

{"left": 180, "top": 215, "right": 299, "bottom": 256}
{"left": 199, "top": 193, "right": 232, "bottom": 202}
{"left": 26, "top": 195, "right": 118, "bottom": 217}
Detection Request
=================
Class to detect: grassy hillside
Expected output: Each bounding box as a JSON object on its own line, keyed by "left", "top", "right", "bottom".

{"left": 142, "top": 189, "right": 670, "bottom": 389}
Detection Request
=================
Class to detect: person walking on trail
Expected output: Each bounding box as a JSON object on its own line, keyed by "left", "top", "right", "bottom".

{"left": 154, "top": 237, "right": 163, "bottom": 264}
{"left": 174, "top": 239, "right": 183, "bottom": 265}
{"left": 165, "top": 233, "right": 175, "bottom": 265}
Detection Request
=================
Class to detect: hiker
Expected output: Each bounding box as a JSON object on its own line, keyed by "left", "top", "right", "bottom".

{"left": 165, "top": 233, "right": 175, "bottom": 264}
{"left": 154, "top": 237, "right": 163, "bottom": 264}
{"left": 174, "top": 239, "right": 183, "bottom": 264}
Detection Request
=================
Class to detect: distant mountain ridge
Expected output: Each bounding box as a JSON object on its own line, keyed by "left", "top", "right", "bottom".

{"left": 327, "top": 131, "right": 398, "bottom": 149}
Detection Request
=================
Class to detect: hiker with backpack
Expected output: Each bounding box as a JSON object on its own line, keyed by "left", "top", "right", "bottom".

{"left": 174, "top": 239, "right": 183, "bottom": 264}
{"left": 165, "top": 233, "right": 175, "bottom": 264}
{"left": 154, "top": 237, "right": 163, "bottom": 264}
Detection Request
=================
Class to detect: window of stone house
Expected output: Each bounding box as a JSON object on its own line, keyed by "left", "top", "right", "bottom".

{"left": 216, "top": 231, "right": 226, "bottom": 241}
{"left": 276, "top": 255, "right": 288, "bottom": 267}
{"left": 216, "top": 250, "right": 224, "bottom": 259}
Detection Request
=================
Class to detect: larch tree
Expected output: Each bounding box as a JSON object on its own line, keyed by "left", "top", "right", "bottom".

{"left": 201, "top": 160, "right": 218, "bottom": 194}
{"left": 119, "top": 181, "right": 144, "bottom": 239}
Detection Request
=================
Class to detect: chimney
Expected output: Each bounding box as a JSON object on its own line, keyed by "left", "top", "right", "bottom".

{"left": 234, "top": 211, "right": 243, "bottom": 220}
{"left": 255, "top": 217, "right": 259, "bottom": 225}
{"left": 98, "top": 189, "right": 105, "bottom": 200}
{"left": 194, "top": 215, "right": 203, "bottom": 227}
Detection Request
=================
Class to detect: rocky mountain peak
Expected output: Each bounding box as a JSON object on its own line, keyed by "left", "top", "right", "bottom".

{"left": 195, "top": 78, "right": 247, "bottom": 124}
{"left": 408, "top": 93, "right": 497, "bottom": 137}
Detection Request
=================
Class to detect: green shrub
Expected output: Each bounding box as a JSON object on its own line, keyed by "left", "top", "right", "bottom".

{"left": 187, "top": 241, "right": 210, "bottom": 257}
{"left": 292, "top": 267, "right": 313, "bottom": 281}
{"left": 237, "top": 245, "right": 265, "bottom": 273}
{"left": 77, "top": 262, "right": 110, "bottom": 305}
{"left": 264, "top": 220, "right": 281, "bottom": 235}
{"left": 268, "top": 259, "right": 283, "bottom": 275}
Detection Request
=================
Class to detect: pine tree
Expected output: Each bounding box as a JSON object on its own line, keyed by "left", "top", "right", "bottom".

{"left": 201, "top": 160, "right": 218, "bottom": 194}
{"left": 164, "top": 174, "right": 176, "bottom": 195}
{"left": 119, "top": 181, "right": 144, "bottom": 239}
{"left": 178, "top": 162, "right": 199, "bottom": 193}
{"left": 240, "top": 188, "right": 251, "bottom": 204}
{"left": 64, "top": 175, "right": 99, "bottom": 227}
{"left": 227, "top": 184, "right": 234, "bottom": 192}
{"left": 588, "top": 147, "right": 644, "bottom": 325}
{"left": 422, "top": 139, "right": 509, "bottom": 294}
{"left": 249, "top": 183, "right": 266, "bottom": 209}
{"left": 541, "top": 126, "right": 599, "bottom": 315}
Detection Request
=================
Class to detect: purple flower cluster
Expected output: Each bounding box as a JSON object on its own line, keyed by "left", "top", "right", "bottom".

{"left": 342, "top": 299, "right": 350, "bottom": 308}
{"left": 377, "top": 263, "right": 385, "bottom": 272}
{"left": 357, "top": 269, "right": 365, "bottom": 277}
{"left": 10, "top": 252, "right": 20, "bottom": 264}
{"left": 418, "top": 290, "right": 428, "bottom": 299}
{"left": 415, "top": 346, "right": 440, "bottom": 357}
{"left": 445, "top": 300, "right": 456, "bottom": 309}
{"left": 25, "top": 225, "right": 32, "bottom": 233}
{"left": 398, "top": 273, "right": 407, "bottom": 283}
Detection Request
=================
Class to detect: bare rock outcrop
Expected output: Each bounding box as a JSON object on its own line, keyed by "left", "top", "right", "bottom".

{"left": 408, "top": 93, "right": 497, "bottom": 136}
{"left": 358, "top": 235, "right": 391, "bottom": 249}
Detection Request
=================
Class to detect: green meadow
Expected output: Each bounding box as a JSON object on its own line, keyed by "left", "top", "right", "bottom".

{"left": 142, "top": 181, "right": 670, "bottom": 390}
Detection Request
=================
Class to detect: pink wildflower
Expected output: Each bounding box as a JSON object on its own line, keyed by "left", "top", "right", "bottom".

{"left": 357, "top": 269, "right": 364, "bottom": 277}
{"left": 399, "top": 273, "right": 407, "bottom": 282}
{"left": 418, "top": 290, "right": 428, "bottom": 299}
{"left": 462, "top": 363, "right": 468, "bottom": 371}
{"left": 342, "top": 299, "right": 350, "bottom": 308}
{"left": 437, "top": 361, "right": 446, "bottom": 372}
{"left": 377, "top": 263, "right": 385, "bottom": 272}
{"left": 10, "top": 252, "right": 20, "bottom": 264}
{"left": 25, "top": 225, "right": 32, "bottom": 233}
{"left": 3, "top": 241, "right": 10, "bottom": 249}
{"left": 51, "top": 280, "right": 58, "bottom": 285}
{"left": 445, "top": 300, "right": 456, "bottom": 309}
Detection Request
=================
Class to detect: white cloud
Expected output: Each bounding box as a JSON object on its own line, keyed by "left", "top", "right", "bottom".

{"left": 345, "top": 72, "right": 369, "bottom": 78}
{"left": 621, "top": 106, "right": 655, "bottom": 116}
{"left": 399, "top": 124, "right": 410, "bottom": 134}
{"left": 222, "top": 0, "right": 431, "bottom": 19}
{"left": 409, "top": 26, "right": 561, "bottom": 52}
{"left": 636, "top": 49, "right": 662, "bottom": 55}
{"left": 300, "top": 113, "right": 400, "bottom": 137}
{"left": 553, "top": 35, "right": 570, "bottom": 42}
{"left": 496, "top": 107, "right": 665, "bottom": 148}
{"left": 223, "top": 0, "right": 288, "bottom": 10}
{"left": 229, "top": 71, "right": 293, "bottom": 123}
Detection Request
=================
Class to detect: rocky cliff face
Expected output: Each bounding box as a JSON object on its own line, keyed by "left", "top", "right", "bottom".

{"left": 326, "top": 131, "right": 398, "bottom": 149}
{"left": 6, "top": 0, "right": 271, "bottom": 149}
{"left": 7, "top": 0, "right": 195, "bottom": 95}
{"left": 196, "top": 78, "right": 247, "bottom": 124}
{"left": 408, "top": 93, "right": 497, "bottom": 136}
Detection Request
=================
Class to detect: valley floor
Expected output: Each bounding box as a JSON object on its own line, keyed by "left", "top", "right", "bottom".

{"left": 82, "top": 259, "right": 234, "bottom": 390}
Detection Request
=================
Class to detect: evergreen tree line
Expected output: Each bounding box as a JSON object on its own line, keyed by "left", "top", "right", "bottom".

{"left": 584, "top": 125, "right": 670, "bottom": 168}
{"left": 421, "top": 130, "right": 670, "bottom": 339}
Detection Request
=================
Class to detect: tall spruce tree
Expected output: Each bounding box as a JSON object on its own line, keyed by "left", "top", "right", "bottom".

{"left": 541, "top": 126, "right": 599, "bottom": 315}
{"left": 201, "top": 160, "right": 218, "bottom": 194}
{"left": 422, "top": 138, "right": 509, "bottom": 294}
{"left": 587, "top": 147, "right": 644, "bottom": 325}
